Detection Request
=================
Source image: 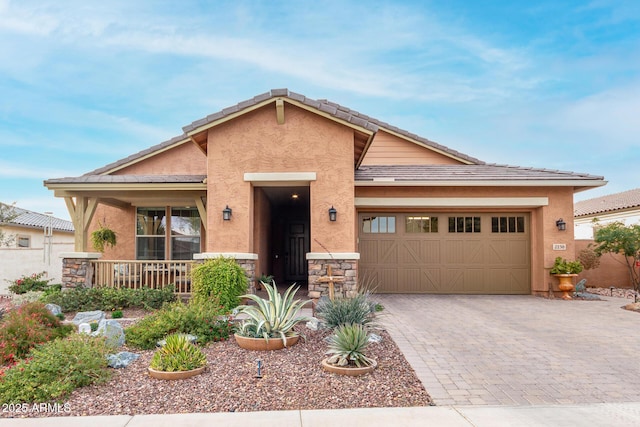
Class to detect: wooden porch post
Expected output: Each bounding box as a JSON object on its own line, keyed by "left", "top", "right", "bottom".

{"left": 64, "top": 196, "right": 98, "bottom": 252}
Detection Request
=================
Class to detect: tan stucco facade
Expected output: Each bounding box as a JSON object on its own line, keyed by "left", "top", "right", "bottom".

{"left": 47, "top": 90, "right": 604, "bottom": 295}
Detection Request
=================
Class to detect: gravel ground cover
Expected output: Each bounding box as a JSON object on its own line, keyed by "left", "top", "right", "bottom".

{"left": 1, "top": 304, "right": 431, "bottom": 418}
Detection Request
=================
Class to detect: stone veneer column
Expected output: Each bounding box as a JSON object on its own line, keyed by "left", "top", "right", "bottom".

{"left": 306, "top": 253, "right": 360, "bottom": 301}
{"left": 194, "top": 253, "right": 258, "bottom": 294}
{"left": 60, "top": 252, "right": 102, "bottom": 289}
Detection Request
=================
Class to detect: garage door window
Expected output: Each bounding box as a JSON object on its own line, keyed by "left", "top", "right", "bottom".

{"left": 362, "top": 216, "right": 396, "bottom": 233}
{"left": 491, "top": 216, "right": 525, "bottom": 233}
{"left": 448, "top": 216, "right": 481, "bottom": 233}
{"left": 406, "top": 216, "right": 438, "bottom": 233}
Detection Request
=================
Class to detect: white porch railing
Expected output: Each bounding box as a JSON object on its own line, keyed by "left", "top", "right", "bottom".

{"left": 91, "top": 260, "right": 195, "bottom": 294}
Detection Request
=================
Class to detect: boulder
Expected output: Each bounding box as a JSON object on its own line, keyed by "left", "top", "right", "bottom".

{"left": 78, "top": 323, "right": 92, "bottom": 334}
{"left": 72, "top": 310, "right": 105, "bottom": 325}
{"left": 306, "top": 317, "right": 321, "bottom": 331}
{"left": 107, "top": 351, "right": 140, "bottom": 369}
{"left": 368, "top": 333, "right": 383, "bottom": 343}
{"left": 92, "top": 319, "right": 125, "bottom": 347}
{"left": 45, "top": 303, "right": 62, "bottom": 316}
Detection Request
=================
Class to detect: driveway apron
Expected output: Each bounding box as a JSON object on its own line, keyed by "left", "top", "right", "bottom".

{"left": 378, "top": 294, "right": 640, "bottom": 406}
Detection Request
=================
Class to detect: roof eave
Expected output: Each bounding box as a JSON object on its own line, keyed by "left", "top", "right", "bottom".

{"left": 355, "top": 179, "right": 608, "bottom": 188}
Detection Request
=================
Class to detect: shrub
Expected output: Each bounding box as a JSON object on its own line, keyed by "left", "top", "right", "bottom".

{"left": 315, "top": 292, "right": 376, "bottom": 329}
{"left": 10, "top": 291, "right": 45, "bottom": 307}
{"left": 111, "top": 310, "right": 123, "bottom": 319}
{"left": 42, "top": 286, "right": 176, "bottom": 312}
{"left": 125, "top": 299, "right": 232, "bottom": 350}
{"left": 149, "top": 333, "right": 207, "bottom": 372}
{"left": 7, "top": 272, "right": 52, "bottom": 294}
{"left": 0, "top": 302, "right": 73, "bottom": 365}
{"left": 325, "top": 323, "right": 375, "bottom": 368}
{"left": 0, "top": 334, "right": 112, "bottom": 403}
{"left": 236, "top": 281, "right": 310, "bottom": 341}
{"left": 191, "top": 257, "right": 248, "bottom": 311}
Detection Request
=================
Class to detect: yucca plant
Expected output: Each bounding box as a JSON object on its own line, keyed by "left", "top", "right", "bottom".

{"left": 315, "top": 292, "right": 376, "bottom": 329}
{"left": 325, "top": 323, "right": 375, "bottom": 368}
{"left": 236, "top": 281, "right": 310, "bottom": 344}
{"left": 149, "top": 333, "right": 207, "bottom": 372}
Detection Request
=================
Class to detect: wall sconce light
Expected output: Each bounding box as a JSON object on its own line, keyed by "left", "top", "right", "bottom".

{"left": 328, "top": 206, "right": 337, "bottom": 222}
{"left": 222, "top": 205, "right": 232, "bottom": 221}
{"left": 556, "top": 218, "right": 566, "bottom": 231}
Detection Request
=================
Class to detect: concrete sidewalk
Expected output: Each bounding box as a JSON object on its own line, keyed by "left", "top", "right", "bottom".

{"left": 3, "top": 403, "right": 640, "bottom": 427}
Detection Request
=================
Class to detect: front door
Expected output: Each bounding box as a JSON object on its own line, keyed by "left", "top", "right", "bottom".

{"left": 285, "top": 222, "right": 308, "bottom": 282}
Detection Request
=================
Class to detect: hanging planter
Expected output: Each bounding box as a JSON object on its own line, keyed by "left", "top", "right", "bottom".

{"left": 91, "top": 223, "right": 117, "bottom": 253}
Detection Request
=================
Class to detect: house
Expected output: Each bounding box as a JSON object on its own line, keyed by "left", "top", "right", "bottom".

{"left": 0, "top": 204, "right": 74, "bottom": 293}
{"left": 44, "top": 89, "right": 605, "bottom": 297}
{"left": 574, "top": 188, "right": 640, "bottom": 288}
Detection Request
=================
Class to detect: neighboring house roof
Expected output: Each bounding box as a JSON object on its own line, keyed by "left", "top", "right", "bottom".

{"left": 574, "top": 188, "right": 640, "bottom": 217}
{"left": 1, "top": 205, "right": 74, "bottom": 232}
{"left": 355, "top": 164, "right": 603, "bottom": 185}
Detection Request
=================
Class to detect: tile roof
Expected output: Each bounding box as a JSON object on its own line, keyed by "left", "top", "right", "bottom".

{"left": 574, "top": 188, "right": 640, "bottom": 217}
{"left": 355, "top": 164, "right": 604, "bottom": 182}
{"left": 85, "top": 89, "right": 484, "bottom": 176}
{"left": 1, "top": 204, "right": 74, "bottom": 232}
{"left": 45, "top": 175, "right": 206, "bottom": 185}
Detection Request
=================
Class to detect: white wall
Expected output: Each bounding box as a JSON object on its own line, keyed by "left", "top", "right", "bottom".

{"left": 0, "top": 226, "right": 74, "bottom": 294}
{"left": 574, "top": 211, "right": 640, "bottom": 240}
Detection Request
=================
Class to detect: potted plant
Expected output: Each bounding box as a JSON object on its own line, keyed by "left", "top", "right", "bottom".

{"left": 91, "top": 223, "right": 117, "bottom": 253}
{"left": 148, "top": 333, "right": 207, "bottom": 380}
{"left": 256, "top": 273, "right": 274, "bottom": 291}
{"left": 550, "top": 256, "right": 584, "bottom": 300}
{"left": 234, "top": 281, "right": 310, "bottom": 351}
{"left": 321, "top": 322, "right": 377, "bottom": 376}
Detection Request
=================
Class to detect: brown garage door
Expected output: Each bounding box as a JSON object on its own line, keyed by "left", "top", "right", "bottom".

{"left": 359, "top": 213, "right": 530, "bottom": 294}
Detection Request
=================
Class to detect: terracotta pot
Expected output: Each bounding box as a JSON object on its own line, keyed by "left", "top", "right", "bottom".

{"left": 554, "top": 274, "right": 577, "bottom": 300}
{"left": 321, "top": 358, "right": 377, "bottom": 376}
{"left": 148, "top": 366, "right": 206, "bottom": 380}
{"left": 234, "top": 333, "right": 299, "bottom": 351}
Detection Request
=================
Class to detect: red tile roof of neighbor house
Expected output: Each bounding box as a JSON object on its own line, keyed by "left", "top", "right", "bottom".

{"left": 574, "top": 188, "right": 640, "bottom": 217}
{"left": 43, "top": 89, "right": 605, "bottom": 187}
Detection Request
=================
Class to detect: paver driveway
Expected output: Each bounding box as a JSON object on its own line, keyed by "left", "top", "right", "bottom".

{"left": 378, "top": 294, "right": 640, "bottom": 406}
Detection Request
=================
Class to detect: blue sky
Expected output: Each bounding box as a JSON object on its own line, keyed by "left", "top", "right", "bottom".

{"left": 1, "top": 0, "right": 639, "bottom": 220}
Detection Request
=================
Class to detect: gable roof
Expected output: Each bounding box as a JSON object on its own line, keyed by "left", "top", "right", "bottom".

{"left": 574, "top": 188, "right": 640, "bottom": 217}
{"left": 84, "top": 89, "right": 482, "bottom": 176}
{"left": 0, "top": 204, "right": 74, "bottom": 232}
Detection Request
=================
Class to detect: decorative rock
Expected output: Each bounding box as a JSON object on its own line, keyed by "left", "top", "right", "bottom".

{"left": 368, "top": 333, "right": 383, "bottom": 343}
{"left": 157, "top": 334, "right": 197, "bottom": 347}
{"left": 72, "top": 310, "right": 105, "bottom": 325}
{"left": 45, "top": 303, "right": 62, "bottom": 316}
{"left": 92, "top": 319, "right": 125, "bottom": 347}
{"left": 306, "top": 317, "right": 320, "bottom": 331}
{"left": 107, "top": 351, "right": 140, "bottom": 369}
{"left": 78, "top": 323, "right": 92, "bottom": 334}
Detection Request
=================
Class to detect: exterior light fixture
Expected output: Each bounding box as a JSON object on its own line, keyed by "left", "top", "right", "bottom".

{"left": 222, "top": 205, "right": 232, "bottom": 221}
{"left": 556, "top": 218, "right": 566, "bottom": 231}
{"left": 328, "top": 206, "right": 337, "bottom": 222}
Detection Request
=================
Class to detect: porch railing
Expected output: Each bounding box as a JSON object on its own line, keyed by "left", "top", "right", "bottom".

{"left": 91, "top": 260, "right": 195, "bottom": 294}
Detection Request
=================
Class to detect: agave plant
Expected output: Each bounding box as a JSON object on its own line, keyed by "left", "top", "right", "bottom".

{"left": 236, "top": 281, "right": 310, "bottom": 344}
{"left": 325, "top": 323, "right": 375, "bottom": 368}
{"left": 150, "top": 333, "right": 207, "bottom": 372}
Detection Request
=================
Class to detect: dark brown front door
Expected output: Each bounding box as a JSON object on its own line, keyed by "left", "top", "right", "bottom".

{"left": 285, "top": 222, "right": 308, "bottom": 282}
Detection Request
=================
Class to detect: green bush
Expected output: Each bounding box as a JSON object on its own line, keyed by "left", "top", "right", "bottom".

{"left": 42, "top": 286, "right": 176, "bottom": 312}
{"left": 0, "top": 302, "right": 73, "bottom": 365}
{"left": 7, "top": 272, "right": 52, "bottom": 294}
{"left": 150, "top": 333, "right": 207, "bottom": 372}
{"left": 315, "top": 293, "right": 376, "bottom": 329}
{"left": 0, "top": 334, "right": 112, "bottom": 403}
{"left": 111, "top": 310, "right": 124, "bottom": 319}
{"left": 125, "top": 299, "right": 232, "bottom": 350}
{"left": 191, "top": 257, "right": 248, "bottom": 311}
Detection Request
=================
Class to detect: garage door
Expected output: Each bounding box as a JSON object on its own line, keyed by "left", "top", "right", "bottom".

{"left": 359, "top": 213, "right": 530, "bottom": 294}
